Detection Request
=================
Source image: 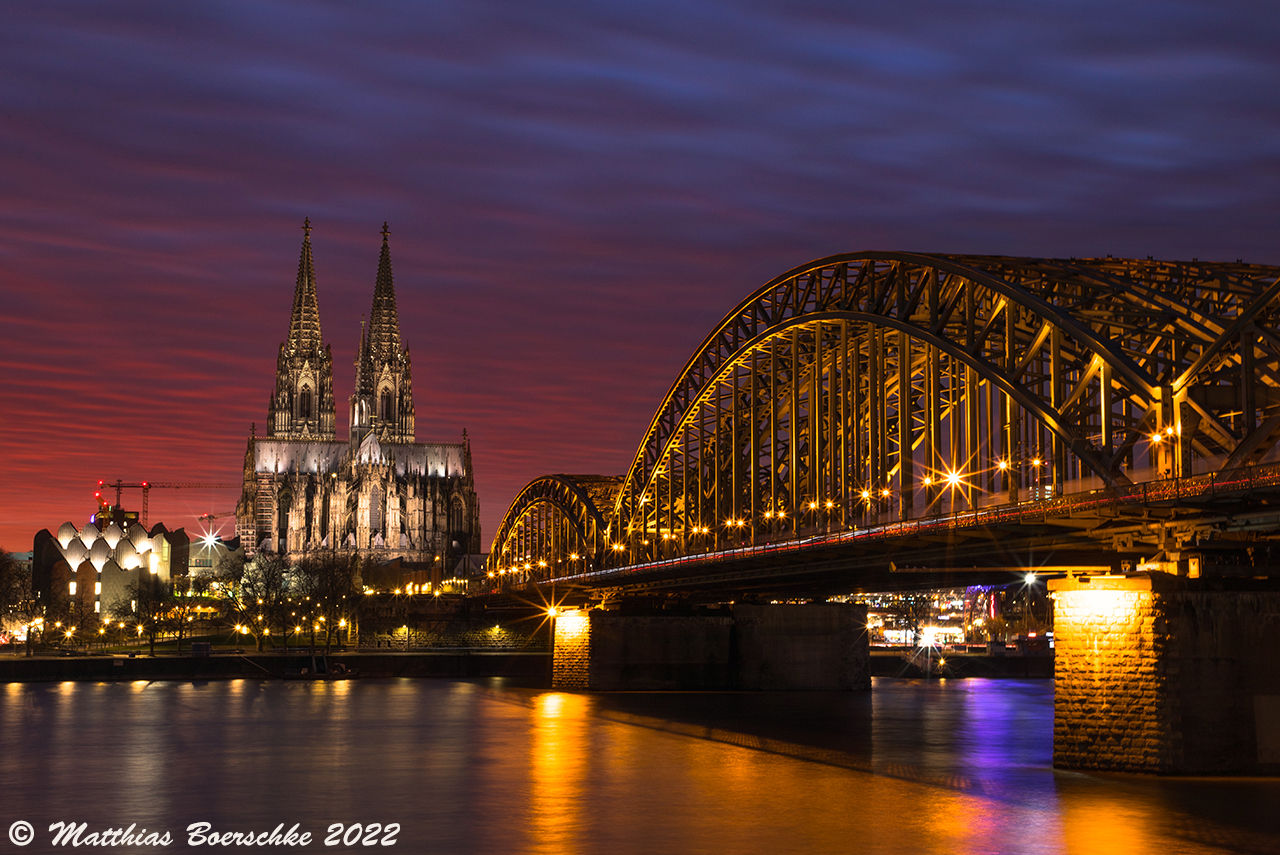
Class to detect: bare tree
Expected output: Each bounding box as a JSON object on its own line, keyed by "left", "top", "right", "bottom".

{"left": 897, "top": 594, "right": 935, "bottom": 645}
{"left": 211, "top": 553, "right": 260, "bottom": 648}
{"left": 294, "top": 551, "right": 361, "bottom": 653}
{"left": 166, "top": 575, "right": 213, "bottom": 654}
{"left": 110, "top": 576, "right": 170, "bottom": 656}
{"left": 0, "top": 550, "right": 39, "bottom": 656}
{"left": 238, "top": 553, "right": 292, "bottom": 650}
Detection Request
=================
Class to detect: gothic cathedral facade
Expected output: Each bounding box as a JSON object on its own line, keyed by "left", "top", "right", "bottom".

{"left": 235, "top": 221, "right": 481, "bottom": 565}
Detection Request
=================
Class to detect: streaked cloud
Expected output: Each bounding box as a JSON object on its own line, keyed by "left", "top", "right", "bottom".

{"left": 1, "top": 0, "right": 1278, "bottom": 547}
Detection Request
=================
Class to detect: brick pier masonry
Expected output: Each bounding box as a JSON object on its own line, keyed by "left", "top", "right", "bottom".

{"left": 552, "top": 603, "right": 870, "bottom": 691}
{"left": 1050, "top": 572, "right": 1280, "bottom": 774}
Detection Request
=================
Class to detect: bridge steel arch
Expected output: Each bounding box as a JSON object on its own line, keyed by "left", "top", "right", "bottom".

{"left": 495, "top": 252, "right": 1280, "bottom": 577}
{"left": 489, "top": 475, "right": 622, "bottom": 584}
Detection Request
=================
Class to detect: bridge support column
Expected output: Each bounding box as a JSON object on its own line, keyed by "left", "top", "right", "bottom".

{"left": 1050, "top": 573, "right": 1280, "bottom": 774}
{"left": 551, "top": 603, "right": 870, "bottom": 691}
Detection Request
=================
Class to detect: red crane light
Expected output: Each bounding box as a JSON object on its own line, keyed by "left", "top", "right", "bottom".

{"left": 94, "top": 479, "right": 238, "bottom": 525}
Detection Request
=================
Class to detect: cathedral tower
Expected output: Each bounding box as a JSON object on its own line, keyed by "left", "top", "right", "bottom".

{"left": 268, "top": 218, "right": 336, "bottom": 440}
{"left": 239, "top": 220, "right": 479, "bottom": 565}
{"left": 351, "top": 223, "right": 415, "bottom": 444}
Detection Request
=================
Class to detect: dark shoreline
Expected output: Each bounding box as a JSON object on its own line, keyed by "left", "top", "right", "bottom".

{"left": 870, "top": 649, "right": 1054, "bottom": 678}
{"left": 0, "top": 650, "right": 551, "bottom": 683}
{"left": 1, "top": 649, "right": 1052, "bottom": 683}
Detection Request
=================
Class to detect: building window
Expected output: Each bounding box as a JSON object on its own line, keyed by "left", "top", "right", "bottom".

{"left": 299, "top": 385, "right": 312, "bottom": 420}
{"left": 69, "top": 581, "right": 76, "bottom": 596}
{"left": 450, "top": 497, "right": 465, "bottom": 534}
{"left": 380, "top": 389, "right": 393, "bottom": 423}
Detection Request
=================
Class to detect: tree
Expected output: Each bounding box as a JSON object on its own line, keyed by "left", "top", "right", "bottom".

{"left": 237, "top": 553, "right": 292, "bottom": 650}
{"left": 166, "top": 575, "right": 213, "bottom": 654}
{"left": 982, "top": 615, "right": 1009, "bottom": 644}
{"left": 65, "top": 597, "right": 102, "bottom": 647}
{"left": 110, "top": 576, "right": 170, "bottom": 656}
{"left": 897, "top": 593, "right": 935, "bottom": 645}
{"left": 0, "top": 550, "right": 39, "bottom": 656}
{"left": 294, "top": 551, "right": 361, "bottom": 653}
{"left": 211, "top": 553, "right": 257, "bottom": 648}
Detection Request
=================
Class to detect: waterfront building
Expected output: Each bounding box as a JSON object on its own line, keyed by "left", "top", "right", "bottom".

{"left": 188, "top": 532, "right": 244, "bottom": 577}
{"left": 31, "top": 520, "right": 188, "bottom": 618}
{"left": 234, "top": 221, "right": 481, "bottom": 566}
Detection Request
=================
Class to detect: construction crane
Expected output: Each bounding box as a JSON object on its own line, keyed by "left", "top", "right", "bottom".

{"left": 95, "top": 480, "right": 240, "bottom": 526}
{"left": 197, "top": 510, "right": 237, "bottom": 521}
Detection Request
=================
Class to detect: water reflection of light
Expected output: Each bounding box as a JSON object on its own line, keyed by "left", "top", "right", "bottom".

{"left": 921, "top": 789, "right": 1002, "bottom": 853}
{"left": 541, "top": 693, "right": 565, "bottom": 717}
{"left": 530, "top": 692, "right": 588, "bottom": 855}
{"left": 1061, "top": 794, "right": 1152, "bottom": 855}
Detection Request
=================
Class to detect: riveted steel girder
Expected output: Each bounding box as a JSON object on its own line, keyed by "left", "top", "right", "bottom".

{"left": 489, "top": 474, "right": 621, "bottom": 583}
{"left": 493, "top": 253, "right": 1280, "bottom": 581}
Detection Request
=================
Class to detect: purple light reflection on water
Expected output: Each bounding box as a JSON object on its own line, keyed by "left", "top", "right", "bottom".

{"left": 1, "top": 678, "right": 1277, "bottom": 854}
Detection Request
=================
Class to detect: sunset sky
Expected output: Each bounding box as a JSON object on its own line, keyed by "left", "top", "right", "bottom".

{"left": 2, "top": 1, "right": 1278, "bottom": 552}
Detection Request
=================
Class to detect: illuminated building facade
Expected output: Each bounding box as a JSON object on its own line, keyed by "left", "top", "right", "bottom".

{"left": 31, "top": 520, "right": 188, "bottom": 618}
{"left": 235, "top": 221, "right": 481, "bottom": 564}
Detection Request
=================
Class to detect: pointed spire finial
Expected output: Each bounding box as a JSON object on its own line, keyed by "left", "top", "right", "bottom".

{"left": 367, "top": 224, "right": 402, "bottom": 360}
{"left": 287, "top": 221, "right": 322, "bottom": 353}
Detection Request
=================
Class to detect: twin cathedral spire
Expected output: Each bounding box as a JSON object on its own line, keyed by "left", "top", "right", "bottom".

{"left": 268, "top": 218, "right": 415, "bottom": 445}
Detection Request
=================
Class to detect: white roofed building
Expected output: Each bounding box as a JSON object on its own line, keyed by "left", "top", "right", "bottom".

{"left": 31, "top": 520, "right": 188, "bottom": 619}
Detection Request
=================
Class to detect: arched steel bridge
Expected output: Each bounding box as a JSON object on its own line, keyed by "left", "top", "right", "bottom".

{"left": 490, "top": 252, "right": 1280, "bottom": 597}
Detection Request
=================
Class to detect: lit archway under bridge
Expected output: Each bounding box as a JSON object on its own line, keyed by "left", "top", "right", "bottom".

{"left": 489, "top": 252, "right": 1280, "bottom": 598}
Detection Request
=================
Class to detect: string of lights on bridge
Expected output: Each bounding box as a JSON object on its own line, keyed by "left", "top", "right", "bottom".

{"left": 486, "top": 424, "right": 1191, "bottom": 582}
{"left": 488, "top": 251, "right": 1280, "bottom": 587}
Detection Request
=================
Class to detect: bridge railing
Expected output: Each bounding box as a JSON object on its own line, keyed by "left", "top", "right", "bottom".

{"left": 520, "top": 458, "right": 1280, "bottom": 588}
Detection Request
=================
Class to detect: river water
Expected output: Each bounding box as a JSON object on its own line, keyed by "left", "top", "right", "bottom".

{"left": 1, "top": 677, "right": 1277, "bottom": 854}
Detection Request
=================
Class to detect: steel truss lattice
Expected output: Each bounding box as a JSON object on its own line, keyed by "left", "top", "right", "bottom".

{"left": 491, "top": 252, "right": 1280, "bottom": 582}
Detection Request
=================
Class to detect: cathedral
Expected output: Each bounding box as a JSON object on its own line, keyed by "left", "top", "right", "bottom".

{"left": 235, "top": 220, "right": 481, "bottom": 566}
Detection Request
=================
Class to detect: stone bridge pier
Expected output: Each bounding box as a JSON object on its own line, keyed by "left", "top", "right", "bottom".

{"left": 549, "top": 580, "right": 1280, "bottom": 776}
{"left": 1050, "top": 573, "right": 1280, "bottom": 774}
{"left": 551, "top": 603, "right": 870, "bottom": 691}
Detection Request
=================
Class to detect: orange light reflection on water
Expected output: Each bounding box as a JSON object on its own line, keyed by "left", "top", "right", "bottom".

{"left": 1059, "top": 792, "right": 1154, "bottom": 855}
{"left": 529, "top": 692, "right": 589, "bottom": 855}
